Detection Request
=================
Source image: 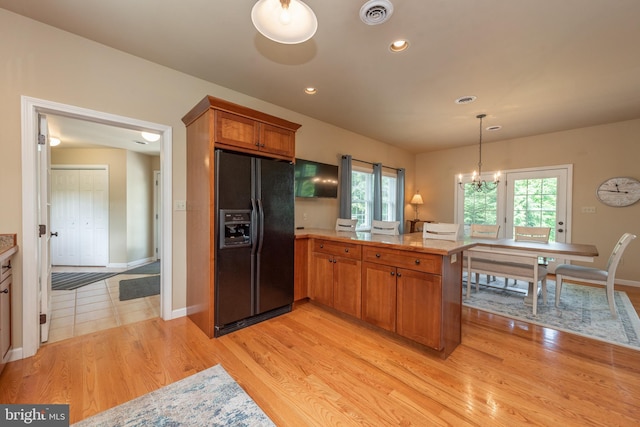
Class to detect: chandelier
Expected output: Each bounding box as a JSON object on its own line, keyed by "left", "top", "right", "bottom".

{"left": 458, "top": 114, "right": 500, "bottom": 192}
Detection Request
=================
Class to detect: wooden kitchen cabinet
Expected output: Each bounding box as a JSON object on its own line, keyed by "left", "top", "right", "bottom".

{"left": 361, "top": 261, "right": 397, "bottom": 332}
{"left": 214, "top": 108, "right": 296, "bottom": 159}
{"left": 294, "top": 237, "right": 310, "bottom": 301}
{"left": 396, "top": 268, "right": 442, "bottom": 350}
{"left": 362, "top": 246, "right": 445, "bottom": 351}
{"left": 310, "top": 239, "right": 362, "bottom": 318}
{"left": 0, "top": 248, "right": 16, "bottom": 374}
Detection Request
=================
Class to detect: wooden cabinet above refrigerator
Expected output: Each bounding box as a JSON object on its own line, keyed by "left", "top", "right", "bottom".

{"left": 182, "top": 95, "right": 301, "bottom": 161}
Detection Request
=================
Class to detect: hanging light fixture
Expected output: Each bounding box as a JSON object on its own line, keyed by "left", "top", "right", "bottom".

{"left": 458, "top": 114, "right": 500, "bottom": 192}
{"left": 251, "top": 0, "right": 318, "bottom": 44}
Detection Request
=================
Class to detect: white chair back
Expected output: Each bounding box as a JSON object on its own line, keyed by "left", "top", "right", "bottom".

{"left": 371, "top": 220, "right": 400, "bottom": 235}
{"left": 514, "top": 226, "right": 551, "bottom": 243}
{"left": 606, "top": 232, "right": 637, "bottom": 273}
{"left": 423, "top": 223, "right": 461, "bottom": 240}
{"left": 470, "top": 224, "right": 500, "bottom": 239}
{"left": 335, "top": 218, "right": 358, "bottom": 232}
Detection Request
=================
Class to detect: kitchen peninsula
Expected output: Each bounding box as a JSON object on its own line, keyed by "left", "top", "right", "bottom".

{"left": 295, "top": 229, "right": 474, "bottom": 358}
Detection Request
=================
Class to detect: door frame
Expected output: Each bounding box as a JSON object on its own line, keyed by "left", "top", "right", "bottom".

{"left": 21, "top": 96, "right": 174, "bottom": 359}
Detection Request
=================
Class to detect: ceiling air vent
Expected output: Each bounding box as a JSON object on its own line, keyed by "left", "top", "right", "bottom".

{"left": 360, "top": 0, "right": 394, "bottom": 25}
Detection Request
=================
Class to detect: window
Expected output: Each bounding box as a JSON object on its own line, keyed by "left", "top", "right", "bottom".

{"left": 460, "top": 183, "right": 498, "bottom": 236}
{"left": 351, "top": 168, "right": 397, "bottom": 231}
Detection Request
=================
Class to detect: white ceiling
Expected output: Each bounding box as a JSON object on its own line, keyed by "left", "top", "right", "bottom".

{"left": 46, "top": 114, "right": 161, "bottom": 155}
{"left": 3, "top": 0, "right": 640, "bottom": 153}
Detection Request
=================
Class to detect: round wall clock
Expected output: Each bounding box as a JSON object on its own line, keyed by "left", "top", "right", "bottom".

{"left": 596, "top": 177, "right": 640, "bottom": 207}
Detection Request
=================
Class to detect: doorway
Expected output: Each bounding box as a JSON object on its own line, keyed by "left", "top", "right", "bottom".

{"left": 21, "top": 96, "right": 174, "bottom": 359}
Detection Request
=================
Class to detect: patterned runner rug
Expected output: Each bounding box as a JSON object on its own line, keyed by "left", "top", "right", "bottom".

{"left": 72, "top": 364, "right": 274, "bottom": 426}
{"left": 463, "top": 278, "right": 640, "bottom": 350}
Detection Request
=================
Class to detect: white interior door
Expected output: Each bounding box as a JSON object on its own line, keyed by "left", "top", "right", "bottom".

{"left": 154, "top": 170, "right": 161, "bottom": 261}
{"left": 37, "top": 114, "right": 52, "bottom": 342}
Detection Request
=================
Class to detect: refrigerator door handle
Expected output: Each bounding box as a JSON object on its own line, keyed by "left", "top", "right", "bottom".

{"left": 250, "top": 198, "right": 258, "bottom": 255}
{"left": 257, "top": 198, "right": 265, "bottom": 254}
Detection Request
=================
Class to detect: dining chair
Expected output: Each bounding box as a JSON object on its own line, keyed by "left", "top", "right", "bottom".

{"left": 371, "top": 220, "right": 400, "bottom": 235}
{"left": 465, "top": 224, "right": 500, "bottom": 288}
{"left": 335, "top": 218, "right": 358, "bottom": 232}
{"left": 555, "top": 232, "right": 636, "bottom": 318}
{"left": 514, "top": 226, "right": 551, "bottom": 243}
{"left": 423, "top": 223, "right": 461, "bottom": 240}
{"left": 508, "top": 226, "right": 552, "bottom": 286}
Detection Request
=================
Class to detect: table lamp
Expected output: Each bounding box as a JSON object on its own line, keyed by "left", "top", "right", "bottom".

{"left": 410, "top": 191, "right": 424, "bottom": 220}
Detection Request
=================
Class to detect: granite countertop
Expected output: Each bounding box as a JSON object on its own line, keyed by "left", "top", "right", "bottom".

{"left": 0, "top": 234, "right": 18, "bottom": 259}
{"left": 295, "top": 228, "right": 475, "bottom": 256}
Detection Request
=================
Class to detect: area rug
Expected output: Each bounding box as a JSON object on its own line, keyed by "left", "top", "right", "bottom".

{"left": 119, "top": 275, "right": 160, "bottom": 301}
{"left": 51, "top": 272, "right": 117, "bottom": 291}
{"left": 463, "top": 278, "right": 640, "bottom": 350}
{"left": 72, "top": 364, "right": 275, "bottom": 426}
{"left": 124, "top": 260, "right": 160, "bottom": 275}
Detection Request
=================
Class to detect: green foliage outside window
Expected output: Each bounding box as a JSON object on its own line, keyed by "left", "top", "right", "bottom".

{"left": 513, "top": 178, "right": 557, "bottom": 241}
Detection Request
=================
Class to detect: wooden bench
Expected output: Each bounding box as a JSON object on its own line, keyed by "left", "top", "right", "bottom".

{"left": 465, "top": 249, "right": 548, "bottom": 315}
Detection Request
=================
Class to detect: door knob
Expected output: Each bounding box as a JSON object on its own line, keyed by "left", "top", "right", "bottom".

{"left": 51, "top": 232, "right": 59, "bottom": 237}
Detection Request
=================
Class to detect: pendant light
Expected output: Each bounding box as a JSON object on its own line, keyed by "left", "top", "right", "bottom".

{"left": 458, "top": 114, "right": 500, "bottom": 192}
{"left": 251, "top": 0, "right": 318, "bottom": 44}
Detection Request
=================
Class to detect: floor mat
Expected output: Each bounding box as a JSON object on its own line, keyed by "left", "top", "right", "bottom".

{"left": 119, "top": 275, "right": 160, "bottom": 301}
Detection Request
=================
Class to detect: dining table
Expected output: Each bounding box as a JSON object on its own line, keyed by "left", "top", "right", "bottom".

{"left": 465, "top": 238, "right": 599, "bottom": 314}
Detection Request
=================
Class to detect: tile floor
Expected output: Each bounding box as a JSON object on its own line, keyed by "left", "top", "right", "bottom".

{"left": 47, "top": 269, "right": 160, "bottom": 344}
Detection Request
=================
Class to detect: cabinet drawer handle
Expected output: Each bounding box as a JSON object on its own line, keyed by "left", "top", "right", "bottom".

{"left": 397, "top": 273, "right": 402, "bottom": 278}
{"left": 415, "top": 259, "right": 421, "bottom": 265}
{"left": 344, "top": 248, "right": 349, "bottom": 253}
{"left": 320, "top": 244, "right": 324, "bottom": 248}
{"left": 260, "top": 143, "right": 265, "bottom": 147}
{"left": 390, "top": 271, "right": 395, "bottom": 276}
{"left": 0, "top": 288, "right": 8, "bottom": 294}
{"left": 328, "top": 257, "right": 332, "bottom": 263}
{"left": 375, "top": 253, "right": 381, "bottom": 258}
{"left": 255, "top": 142, "right": 260, "bottom": 146}
{"left": 333, "top": 259, "right": 337, "bottom": 264}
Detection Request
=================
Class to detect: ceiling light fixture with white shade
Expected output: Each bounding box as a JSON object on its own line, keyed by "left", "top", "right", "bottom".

{"left": 49, "top": 137, "right": 61, "bottom": 147}
{"left": 458, "top": 114, "right": 500, "bottom": 192}
{"left": 251, "top": 0, "right": 318, "bottom": 44}
{"left": 141, "top": 131, "right": 161, "bottom": 142}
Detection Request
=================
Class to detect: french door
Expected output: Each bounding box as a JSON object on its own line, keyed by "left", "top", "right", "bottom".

{"left": 505, "top": 168, "right": 568, "bottom": 243}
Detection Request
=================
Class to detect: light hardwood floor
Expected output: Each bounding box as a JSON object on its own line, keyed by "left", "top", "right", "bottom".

{"left": 1, "top": 285, "right": 639, "bottom": 426}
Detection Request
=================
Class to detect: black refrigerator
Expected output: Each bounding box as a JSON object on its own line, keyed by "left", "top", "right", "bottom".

{"left": 214, "top": 149, "right": 294, "bottom": 337}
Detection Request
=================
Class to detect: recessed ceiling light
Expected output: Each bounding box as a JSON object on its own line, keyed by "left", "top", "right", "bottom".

{"left": 49, "top": 137, "right": 61, "bottom": 147}
{"left": 389, "top": 39, "right": 409, "bottom": 52}
{"left": 454, "top": 96, "right": 477, "bottom": 105}
{"left": 486, "top": 125, "right": 502, "bottom": 131}
{"left": 141, "top": 131, "right": 160, "bottom": 142}
{"left": 304, "top": 87, "right": 317, "bottom": 95}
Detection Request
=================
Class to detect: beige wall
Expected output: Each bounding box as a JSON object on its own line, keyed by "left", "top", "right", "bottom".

{"left": 126, "top": 151, "right": 155, "bottom": 262}
{"left": 415, "top": 119, "right": 640, "bottom": 281}
{"left": 0, "top": 9, "right": 415, "bottom": 349}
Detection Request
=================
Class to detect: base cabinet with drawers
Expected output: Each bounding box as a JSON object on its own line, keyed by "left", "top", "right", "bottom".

{"left": 310, "top": 239, "right": 362, "bottom": 318}
{"left": 0, "top": 247, "right": 16, "bottom": 374}
{"left": 304, "top": 234, "right": 464, "bottom": 358}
